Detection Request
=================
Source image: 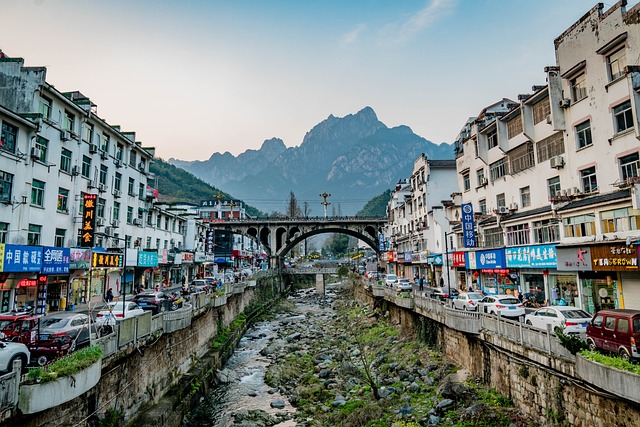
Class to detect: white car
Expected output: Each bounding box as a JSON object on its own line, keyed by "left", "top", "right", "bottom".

{"left": 95, "top": 301, "right": 146, "bottom": 327}
{"left": 0, "top": 340, "right": 30, "bottom": 373}
{"left": 384, "top": 274, "right": 398, "bottom": 287}
{"left": 396, "top": 278, "right": 413, "bottom": 292}
{"left": 524, "top": 306, "right": 592, "bottom": 335}
{"left": 479, "top": 295, "right": 525, "bottom": 318}
{"left": 452, "top": 292, "right": 484, "bottom": 311}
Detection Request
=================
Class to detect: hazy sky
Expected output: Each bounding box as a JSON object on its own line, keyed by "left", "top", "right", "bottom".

{"left": 0, "top": 0, "right": 630, "bottom": 161}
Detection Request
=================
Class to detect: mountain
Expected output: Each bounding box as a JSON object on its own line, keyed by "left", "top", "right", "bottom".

{"left": 169, "top": 107, "right": 454, "bottom": 215}
{"left": 357, "top": 189, "right": 392, "bottom": 217}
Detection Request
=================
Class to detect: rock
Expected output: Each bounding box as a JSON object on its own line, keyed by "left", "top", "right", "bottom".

{"left": 286, "top": 333, "right": 302, "bottom": 342}
{"left": 318, "top": 368, "right": 332, "bottom": 378}
{"left": 438, "top": 381, "right": 456, "bottom": 400}
{"left": 270, "top": 399, "right": 286, "bottom": 409}
{"left": 408, "top": 381, "right": 421, "bottom": 393}
{"left": 247, "top": 390, "right": 258, "bottom": 397}
{"left": 331, "top": 395, "right": 346, "bottom": 407}
{"left": 424, "top": 376, "right": 435, "bottom": 386}
{"left": 428, "top": 414, "right": 441, "bottom": 425}
{"left": 436, "top": 398, "right": 455, "bottom": 411}
{"left": 465, "top": 402, "right": 485, "bottom": 416}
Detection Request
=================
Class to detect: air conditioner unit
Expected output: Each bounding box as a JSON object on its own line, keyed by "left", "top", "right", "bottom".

{"left": 89, "top": 143, "right": 98, "bottom": 153}
{"left": 30, "top": 147, "right": 42, "bottom": 159}
{"left": 71, "top": 165, "right": 80, "bottom": 176}
{"left": 561, "top": 189, "right": 569, "bottom": 197}
{"left": 98, "top": 183, "right": 107, "bottom": 193}
{"left": 509, "top": 203, "right": 518, "bottom": 211}
{"left": 60, "top": 130, "right": 71, "bottom": 141}
{"left": 497, "top": 206, "right": 510, "bottom": 215}
{"left": 568, "top": 187, "right": 581, "bottom": 196}
{"left": 133, "top": 218, "right": 142, "bottom": 226}
{"left": 114, "top": 159, "right": 122, "bottom": 168}
{"left": 111, "top": 220, "right": 120, "bottom": 228}
{"left": 138, "top": 162, "right": 145, "bottom": 170}
{"left": 96, "top": 218, "right": 105, "bottom": 227}
{"left": 549, "top": 155, "right": 565, "bottom": 169}
{"left": 113, "top": 190, "right": 121, "bottom": 198}
{"left": 104, "top": 227, "right": 113, "bottom": 236}
{"left": 559, "top": 98, "right": 571, "bottom": 108}
{"left": 100, "top": 149, "right": 108, "bottom": 159}
{"left": 480, "top": 178, "right": 488, "bottom": 186}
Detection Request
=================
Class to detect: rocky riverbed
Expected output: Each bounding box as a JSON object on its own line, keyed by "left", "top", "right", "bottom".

{"left": 191, "top": 279, "right": 537, "bottom": 427}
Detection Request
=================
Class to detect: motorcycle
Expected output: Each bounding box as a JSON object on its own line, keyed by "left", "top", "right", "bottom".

{"left": 170, "top": 292, "right": 184, "bottom": 310}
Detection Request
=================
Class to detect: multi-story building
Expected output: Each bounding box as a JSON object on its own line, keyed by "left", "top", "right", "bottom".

{"left": 451, "top": 2, "right": 640, "bottom": 312}
{"left": 0, "top": 53, "right": 194, "bottom": 312}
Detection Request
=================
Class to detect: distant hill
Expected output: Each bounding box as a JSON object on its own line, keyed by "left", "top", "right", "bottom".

{"left": 149, "top": 158, "right": 264, "bottom": 217}
{"left": 169, "top": 107, "right": 454, "bottom": 215}
{"left": 357, "top": 189, "right": 391, "bottom": 217}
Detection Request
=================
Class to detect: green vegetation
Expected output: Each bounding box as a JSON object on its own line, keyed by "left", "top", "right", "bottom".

{"left": 211, "top": 313, "right": 247, "bottom": 350}
{"left": 26, "top": 346, "right": 103, "bottom": 384}
{"left": 150, "top": 158, "right": 264, "bottom": 217}
{"left": 580, "top": 349, "right": 640, "bottom": 374}
{"left": 356, "top": 189, "right": 391, "bottom": 217}
{"left": 555, "top": 328, "right": 589, "bottom": 354}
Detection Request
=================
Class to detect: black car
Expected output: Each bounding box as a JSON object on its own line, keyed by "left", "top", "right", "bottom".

{"left": 132, "top": 291, "right": 172, "bottom": 314}
{"left": 425, "top": 286, "right": 459, "bottom": 301}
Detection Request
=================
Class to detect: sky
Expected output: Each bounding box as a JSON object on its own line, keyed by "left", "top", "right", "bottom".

{"left": 0, "top": 0, "right": 635, "bottom": 161}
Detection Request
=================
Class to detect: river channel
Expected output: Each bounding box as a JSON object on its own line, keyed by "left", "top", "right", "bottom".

{"left": 184, "top": 286, "right": 337, "bottom": 427}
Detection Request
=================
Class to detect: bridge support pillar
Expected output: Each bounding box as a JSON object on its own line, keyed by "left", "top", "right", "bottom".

{"left": 315, "top": 273, "right": 325, "bottom": 296}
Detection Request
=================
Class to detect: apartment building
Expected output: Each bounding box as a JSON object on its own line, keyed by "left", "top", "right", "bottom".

{"left": 451, "top": 1, "right": 640, "bottom": 312}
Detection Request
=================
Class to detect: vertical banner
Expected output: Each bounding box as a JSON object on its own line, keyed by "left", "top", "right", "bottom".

{"left": 81, "top": 194, "right": 98, "bottom": 247}
{"left": 205, "top": 229, "right": 215, "bottom": 254}
{"left": 461, "top": 203, "right": 476, "bottom": 248}
{"left": 378, "top": 233, "right": 385, "bottom": 251}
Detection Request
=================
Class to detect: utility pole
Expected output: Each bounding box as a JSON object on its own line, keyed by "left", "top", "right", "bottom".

{"left": 215, "top": 192, "right": 224, "bottom": 220}
{"left": 320, "top": 191, "right": 331, "bottom": 219}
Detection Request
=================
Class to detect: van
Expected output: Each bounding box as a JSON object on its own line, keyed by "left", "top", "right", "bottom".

{"left": 586, "top": 309, "right": 640, "bottom": 361}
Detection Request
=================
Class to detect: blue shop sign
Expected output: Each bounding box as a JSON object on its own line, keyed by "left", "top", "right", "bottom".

{"left": 466, "top": 248, "right": 505, "bottom": 269}
{"left": 42, "top": 247, "right": 70, "bottom": 274}
{"left": 427, "top": 254, "right": 443, "bottom": 265}
{"left": 404, "top": 252, "right": 412, "bottom": 262}
{"left": 3, "top": 245, "right": 42, "bottom": 272}
{"left": 138, "top": 251, "right": 159, "bottom": 267}
{"left": 505, "top": 245, "right": 557, "bottom": 268}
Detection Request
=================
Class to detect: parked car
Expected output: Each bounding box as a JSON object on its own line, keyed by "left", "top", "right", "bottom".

{"left": 37, "top": 312, "right": 93, "bottom": 350}
{"left": 0, "top": 341, "right": 30, "bottom": 373}
{"left": 94, "top": 301, "right": 146, "bottom": 328}
{"left": 384, "top": 274, "right": 398, "bottom": 287}
{"left": 0, "top": 314, "right": 40, "bottom": 343}
{"left": 451, "top": 292, "right": 484, "bottom": 311}
{"left": 586, "top": 309, "right": 640, "bottom": 361}
{"left": 524, "top": 306, "right": 592, "bottom": 335}
{"left": 190, "top": 279, "right": 212, "bottom": 293}
{"left": 396, "top": 278, "right": 413, "bottom": 292}
{"left": 478, "top": 295, "right": 525, "bottom": 318}
{"left": 132, "top": 290, "right": 173, "bottom": 314}
{"left": 426, "top": 286, "right": 459, "bottom": 301}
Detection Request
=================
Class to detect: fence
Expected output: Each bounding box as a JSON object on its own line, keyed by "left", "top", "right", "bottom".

{"left": 0, "top": 360, "right": 21, "bottom": 421}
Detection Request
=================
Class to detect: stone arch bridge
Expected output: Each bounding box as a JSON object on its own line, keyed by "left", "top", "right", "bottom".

{"left": 209, "top": 216, "right": 387, "bottom": 266}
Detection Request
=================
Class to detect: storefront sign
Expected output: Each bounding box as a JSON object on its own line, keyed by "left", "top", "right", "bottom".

{"left": 461, "top": 203, "right": 476, "bottom": 248}
{"left": 505, "top": 244, "right": 557, "bottom": 268}
{"left": 138, "top": 251, "right": 159, "bottom": 267}
{"left": 158, "top": 248, "right": 169, "bottom": 264}
{"left": 92, "top": 252, "right": 123, "bottom": 268}
{"left": 404, "top": 252, "right": 412, "bottom": 263}
{"left": 42, "top": 247, "right": 70, "bottom": 274}
{"left": 2, "top": 244, "right": 43, "bottom": 272}
{"left": 378, "top": 233, "right": 386, "bottom": 251}
{"left": 70, "top": 248, "right": 91, "bottom": 269}
{"left": 427, "top": 254, "right": 443, "bottom": 265}
{"left": 35, "top": 282, "right": 47, "bottom": 315}
{"left": 182, "top": 252, "right": 194, "bottom": 263}
{"left": 590, "top": 244, "right": 638, "bottom": 271}
{"left": 411, "top": 252, "right": 421, "bottom": 263}
{"left": 452, "top": 251, "right": 466, "bottom": 267}
{"left": 205, "top": 229, "right": 215, "bottom": 254}
{"left": 80, "top": 194, "right": 98, "bottom": 247}
{"left": 387, "top": 252, "right": 395, "bottom": 263}
{"left": 556, "top": 247, "right": 592, "bottom": 271}
{"left": 466, "top": 249, "right": 505, "bottom": 269}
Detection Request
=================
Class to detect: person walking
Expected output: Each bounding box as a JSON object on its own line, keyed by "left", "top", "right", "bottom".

{"left": 106, "top": 288, "right": 114, "bottom": 303}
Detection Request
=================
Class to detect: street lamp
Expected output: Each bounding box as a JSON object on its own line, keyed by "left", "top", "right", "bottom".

{"left": 95, "top": 231, "right": 127, "bottom": 319}
{"left": 443, "top": 231, "right": 455, "bottom": 300}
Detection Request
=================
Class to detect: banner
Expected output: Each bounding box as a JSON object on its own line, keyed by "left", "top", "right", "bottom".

{"left": 461, "top": 203, "right": 476, "bottom": 248}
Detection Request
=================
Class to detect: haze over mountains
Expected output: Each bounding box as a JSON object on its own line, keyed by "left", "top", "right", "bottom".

{"left": 169, "top": 107, "right": 454, "bottom": 215}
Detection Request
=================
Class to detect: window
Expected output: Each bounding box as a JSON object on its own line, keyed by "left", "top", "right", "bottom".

{"left": 532, "top": 220, "right": 560, "bottom": 243}
{"left": 463, "top": 173, "right": 470, "bottom": 191}
{"left": 99, "top": 165, "right": 108, "bottom": 185}
{"left": 64, "top": 111, "right": 75, "bottom": 133}
{"left": 81, "top": 155, "right": 91, "bottom": 178}
{"left": 620, "top": 153, "right": 639, "bottom": 181}
{"left": 156, "top": 214, "right": 162, "bottom": 228}
{"left": 520, "top": 186, "right": 531, "bottom": 208}
{"left": 548, "top": 176, "right": 561, "bottom": 197}
{"left": 601, "top": 208, "right": 640, "bottom": 233}
{"left": 147, "top": 212, "right": 153, "bottom": 226}
{"left": 613, "top": 101, "right": 633, "bottom": 134}
{"left": 165, "top": 217, "right": 170, "bottom": 230}
{"left": 113, "top": 201, "right": 120, "bottom": 222}
{"left": 54, "top": 229, "right": 66, "bottom": 247}
{"left": 536, "top": 132, "right": 564, "bottom": 162}
{"left": 508, "top": 142, "right": 534, "bottom": 174}
{"left": 57, "top": 188, "right": 69, "bottom": 212}
{"left": 0, "top": 171, "right": 13, "bottom": 203}
{"left": 496, "top": 193, "right": 505, "bottom": 208}
{"left": 27, "top": 224, "right": 41, "bottom": 245}
{"left": 116, "top": 143, "right": 123, "bottom": 161}
{"left": 156, "top": 238, "right": 161, "bottom": 250}
{"left": 97, "top": 197, "right": 106, "bottom": 219}
{"left": 506, "top": 224, "right": 530, "bottom": 246}
{"left": 489, "top": 158, "right": 507, "bottom": 182}
{"left": 114, "top": 172, "right": 122, "bottom": 192}
{"left": 580, "top": 166, "right": 598, "bottom": 193}
{"left": 39, "top": 96, "right": 52, "bottom": 119}
{"left": 0, "top": 222, "right": 7, "bottom": 243}
{"left": 507, "top": 116, "right": 523, "bottom": 139}
{"left": 575, "top": 121, "right": 592, "bottom": 149}
{"left": 607, "top": 48, "right": 627, "bottom": 81}
{"left": 129, "top": 150, "right": 137, "bottom": 168}
{"left": 127, "top": 206, "right": 133, "bottom": 224}
{"left": 100, "top": 133, "right": 109, "bottom": 153}
{"left": 1, "top": 122, "right": 17, "bottom": 154}
{"left": 139, "top": 158, "right": 146, "bottom": 171}
{"left": 137, "top": 208, "right": 144, "bottom": 221}
{"left": 60, "top": 148, "right": 72, "bottom": 173}
{"left": 487, "top": 129, "right": 498, "bottom": 149}
{"left": 82, "top": 123, "right": 93, "bottom": 143}
{"left": 476, "top": 169, "right": 486, "bottom": 187}
{"left": 479, "top": 199, "right": 487, "bottom": 215}
{"left": 31, "top": 179, "right": 45, "bottom": 207}
{"left": 571, "top": 73, "right": 587, "bottom": 102}
{"left": 138, "top": 183, "right": 145, "bottom": 199}
{"left": 532, "top": 97, "right": 551, "bottom": 124}
{"left": 128, "top": 177, "right": 135, "bottom": 196}
{"left": 563, "top": 214, "right": 596, "bottom": 237}
{"left": 481, "top": 227, "right": 504, "bottom": 248}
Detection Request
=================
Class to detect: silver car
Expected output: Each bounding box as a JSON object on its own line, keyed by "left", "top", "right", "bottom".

{"left": 452, "top": 292, "right": 484, "bottom": 311}
{"left": 0, "top": 341, "right": 30, "bottom": 373}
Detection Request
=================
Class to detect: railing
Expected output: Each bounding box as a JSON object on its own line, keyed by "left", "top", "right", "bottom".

{"left": 163, "top": 305, "right": 193, "bottom": 333}
{"left": 0, "top": 361, "right": 20, "bottom": 421}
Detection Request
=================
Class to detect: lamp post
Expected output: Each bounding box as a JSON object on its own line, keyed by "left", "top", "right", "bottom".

{"left": 96, "top": 232, "right": 127, "bottom": 319}
{"left": 444, "top": 231, "right": 455, "bottom": 300}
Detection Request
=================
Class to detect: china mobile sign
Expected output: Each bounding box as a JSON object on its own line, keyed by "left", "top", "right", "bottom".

{"left": 461, "top": 204, "right": 476, "bottom": 248}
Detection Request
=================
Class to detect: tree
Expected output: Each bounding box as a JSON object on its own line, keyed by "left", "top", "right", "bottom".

{"left": 324, "top": 233, "right": 350, "bottom": 256}
{"left": 286, "top": 191, "right": 303, "bottom": 218}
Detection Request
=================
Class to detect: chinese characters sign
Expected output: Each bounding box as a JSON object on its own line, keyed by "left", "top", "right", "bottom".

{"left": 42, "top": 247, "right": 70, "bottom": 274}
{"left": 461, "top": 204, "right": 476, "bottom": 248}
{"left": 591, "top": 244, "right": 638, "bottom": 271}
{"left": 92, "top": 251, "right": 123, "bottom": 268}
{"left": 2, "top": 244, "right": 43, "bottom": 272}
{"left": 81, "top": 194, "right": 97, "bottom": 247}
{"left": 505, "top": 245, "right": 557, "bottom": 268}
{"left": 466, "top": 249, "right": 505, "bottom": 269}
{"left": 138, "top": 251, "right": 158, "bottom": 267}
{"left": 205, "top": 229, "right": 215, "bottom": 254}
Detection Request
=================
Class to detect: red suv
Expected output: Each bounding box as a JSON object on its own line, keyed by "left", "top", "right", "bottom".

{"left": 586, "top": 309, "right": 640, "bottom": 361}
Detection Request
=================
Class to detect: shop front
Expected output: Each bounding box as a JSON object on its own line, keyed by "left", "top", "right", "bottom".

{"left": 451, "top": 251, "right": 467, "bottom": 291}
{"left": 2, "top": 244, "right": 44, "bottom": 313}
{"left": 137, "top": 251, "right": 159, "bottom": 292}
{"left": 42, "top": 246, "right": 71, "bottom": 312}
{"left": 426, "top": 254, "right": 443, "bottom": 285}
{"left": 411, "top": 251, "right": 428, "bottom": 283}
{"left": 69, "top": 248, "right": 91, "bottom": 306}
{"left": 90, "top": 250, "right": 124, "bottom": 304}
{"left": 401, "top": 252, "right": 413, "bottom": 279}
{"left": 465, "top": 248, "right": 506, "bottom": 295}
{"left": 505, "top": 244, "right": 559, "bottom": 304}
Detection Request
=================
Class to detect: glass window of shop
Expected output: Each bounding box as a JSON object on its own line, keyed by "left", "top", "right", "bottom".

{"left": 552, "top": 275, "right": 579, "bottom": 306}
{"left": 15, "top": 285, "right": 37, "bottom": 311}
{"left": 523, "top": 274, "right": 545, "bottom": 304}
{"left": 581, "top": 274, "right": 618, "bottom": 314}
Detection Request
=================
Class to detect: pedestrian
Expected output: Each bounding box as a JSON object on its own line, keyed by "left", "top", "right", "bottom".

{"left": 106, "top": 288, "right": 114, "bottom": 303}
{"left": 419, "top": 277, "right": 424, "bottom": 292}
